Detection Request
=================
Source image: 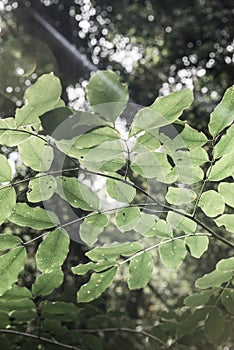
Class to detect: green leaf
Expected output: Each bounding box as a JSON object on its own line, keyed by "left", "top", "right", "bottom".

{"left": 45, "top": 109, "right": 107, "bottom": 141}
{"left": 56, "top": 176, "right": 99, "bottom": 210}
{"left": 195, "top": 270, "right": 232, "bottom": 289}
{"left": 0, "top": 286, "right": 35, "bottom": 313}
{"left": 115, "top": 207, "right": 141, "bottom": 232}
{"left": 80, "top": 214, "right": 108, "bottom": 246}
{"left": 0, "top": 246, "right": 26, "bottom": 296}
{"left": 131, "top": 151, "right": 172, "bottom": 179}
{"left": 0, "top": 186, "right": 16, "bottom": 225}
{"left": 15, "top": 73, "right": 64, "bottom": 127}
{"left": 27, "top": 175, "right": 57, "bottom": 203}
{"left": 77, "top": 267, "right": 117, "bottom": 302}
{"left": 36, "top": 229, "right": 70, "bottom": 273}
{"left": 40, "top": 106, "right": 74, "bottom": 137}
{"left": 40, "top": 301, "right": 80, "bottom": 321}
{"left": 167, "top": 211, "right": 197, "bottom": 233}
{"left": 18, "top": 136, "right": 54, "bottom": 171}
{"left": 9, "top": 203, "right": 59, "bottom": 229}
{"left": 84, "top": 334, "right": 104, "bottom": 350}
{"left": 106, "top": 178, "right": 136, "bottom": 203}
{"left": 86, "top": 242, "right": 142, "bottom": 261}
{"left": 32, "top": 269, "right": 64, "bottom": 296}
{"left": 128, "top": 251, "right": 153, "bottom": 289}
{"left": 0, "top": 155, "right": 12, "bottom": 182}
{"left": 216, "top": 257, "right": 234, "bottom": 272}
{"left": 41, "top": 319, "right": 67, "bottom": 335}
{"left": 218, "top": 182, "right": 234, "bottom": 208}
{"left": 221, "top": 289, "right": 234, "bottom": 314}
{"left": 72, "top": 260, "right": 115, "bottom": 275}
{"left": 133, "top": 131, "right": 161, "bottom": 152}
{"left": 184, "top": 290, "right": 214, "bottom": 307}
{"left": 86, "top": 70, "right": 129, "bottom": 122}
{"left": 166, "top": 187, "right": 196, "bottom": 205}
{"left": 185, "top": 236, "right": 209, "bottom": 258}
{"left": 131, "top": 89, "right": 193, "bottom": 135}
{"left": 172, "top": 150, "right": 205, "bottom": 184}
{"left": 204, "top": 307, "right": 224, "bottom": 341}
{"left": 159, "top": 239, "right": 187, "bottom": 269}
{"left": 0, "top": 285, "right": 31, "bottom": 300}
{"left": 134, "top": 213, "right": 157, "bottom": 235}
{"left": 208, "top": 153, "right": 234, "bottom": 181}
{"left": 213, "top": 124, "right": 234, "bottom": 159}
{"left": 0, "top": 118, "right": 30, "bottom": 146}
{"left": 208, "top": 85, "right": 234, "bottom": 137}
{"left": 180, "top": 124, "right": 208, "bottom": 149}
{"left": 215, "top": 214, "right": 234, "bottom": 233}
{"left": 80, "top": 140, "right": 125, "bottom": 172}
{"left": 0, "top": 311, "right": 9, "bottom": 328}
{"left": 176, "top": 308, "right": 208, "bottom": 337}
{"left": 198, "top": 190, "right": 225, "bottom": 217}
{"left": 0, "top": 234, "right": 22, "bottom": 252}
{"left": 72, "top": 126, "right": 120, "bottom": 149}
{"left": 143, "top": 219, "right": 173, "bottom": 238}
{"left": 190, "top": 148, "right": 209, "bottom": 166}
{"left": 11, "top": 309, "right": 36, "bottom": 323}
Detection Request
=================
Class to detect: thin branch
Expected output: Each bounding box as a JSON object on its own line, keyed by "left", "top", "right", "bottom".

{"left": 69, "top": 327, "right": 167, "bottom": 347}
{"left": 0, "top": 167, "right": 80, "bottom": 191}
{"left": 118, "top": 233, "right": 212, "bottom": 266}
{"left": 0, "top": 329, "right": 82, "bottom": 350}
{"left": 192, "top": 140, "right": 215, "bottom": 217}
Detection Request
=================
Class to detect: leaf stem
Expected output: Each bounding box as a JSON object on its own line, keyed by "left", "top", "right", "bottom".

{"left": 0, "top": 329, "right": 81, "bottom": 350}
{"left": 69, "top": 327, "right": 167, "bottom": 347}
{"left": 118, "top": 233, "right": 212, "bottom": 266}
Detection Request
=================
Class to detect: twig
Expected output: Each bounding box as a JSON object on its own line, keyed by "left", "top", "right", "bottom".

{"left": 118, "top": 233, "right": 212, "bottom": 266}
{"left": 69, "top": 327, "right": 167, "bottom": 347}
{"left": 0, "top": 329, "right": 82, "bottom": 350}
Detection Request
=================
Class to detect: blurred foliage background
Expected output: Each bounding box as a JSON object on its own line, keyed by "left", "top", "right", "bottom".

{"left": 0, "top": 1, "right": 233, "bottom": 349}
